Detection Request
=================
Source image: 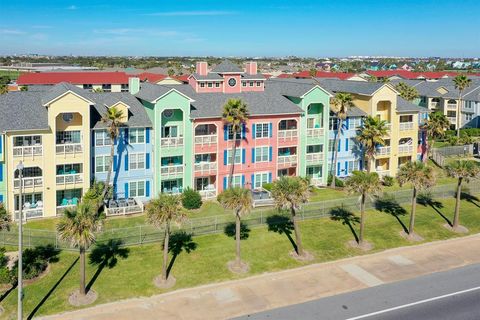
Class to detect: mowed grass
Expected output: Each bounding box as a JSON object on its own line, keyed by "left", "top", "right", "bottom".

{"left": 2, "top": 194, "right": 480, "bottom": 318}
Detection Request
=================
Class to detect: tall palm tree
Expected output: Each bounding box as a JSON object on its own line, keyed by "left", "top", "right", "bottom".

{"left": 445, "top": 160, "right": 480, "bottom": 231}
{"left": 57, "top": 203, "right": 103, "bottom": 296}
{"left": 330, "top": 93, "right": 354, "bottom": 188}
{"left": 271, "top": 176, "right": 310, "bottom": 257}
{"left": 394, "top": 82, "right": 419, "bottom": 102}
{"left": 146, "top": 194, "right": 185, "bottom": 283}
{"left": 101, "top": 106, "right": 124, "bottom": 199}
{"left": 424, "top": 112, "right": 450, "bottom": 157}
{"left": 345, "top": 171, "right": 382, "bottom": 246}
{"left": 453, "top": 75, "right": 471, "bottom": 139}
{"left": 222, "top": 99, "right": 249, "bottom": 188}
{"left": 217, "top": 187, "right": 252, "bottom": 271}
{"left": 396, "top": 161, "right": 436, "bottom": 238}
{"left": 356, "top": 116, "right": 388, "bottom": 172}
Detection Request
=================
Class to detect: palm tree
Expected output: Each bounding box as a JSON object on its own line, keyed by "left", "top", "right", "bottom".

{"left": 222, "top": 99, "right": 249, "bottom": 188}
{"left": 146, "top": 194, "right": 185, "bottom": 284}
{"left": 309, "top": 68, "right": 317, "bottom": 77}
{"left": 394, "top": 82, "right": 419, "bottom": 102}
{"left": 330, "top": 93, "right": 354, "bottom": 188}
{"left": 396, "top": 161, "right": 436, "bottom": 238}
{"left": 217, "top": 187, "right": 252, "bottom": 271}
{"left": 356, "top": 116, "right": 388, "bottom": 172}
{"left": 0, "top": 203, "right": 11, "bottom": 231}
{"left": 100, "top": 106, "right": 124, "bottom": 199}
{"left": 271, "top": 176, "right": 310, "bottom": 258}
{"left": 345, "top": 171, "right": 382, "bottom": 247}
{"left": 453, "top": 75, "right": 471, "bottom": 139}
{"left": 0, "top": 85, "right": 8, "bottom": 95}
{"left": 445, "top": 160, "right": 480, "bottom": 231}
{"left": 92, "top": 88, "right": 104, "bottom": 93}
{"left": 57, "top": 203, "right": 103, "bottom": 296}
{"left": 424, "top": 112, "right": 450, "bottom": 157}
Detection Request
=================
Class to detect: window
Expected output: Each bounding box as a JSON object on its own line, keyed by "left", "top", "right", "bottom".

{"left": 348, "top": 138, "right": 355, "bottom": 151}
{"left": 328, "top": 139, "right": 335, "bottom": 152}
{"left": 14, "top": 135, "right": 41, "bottom": 147}
{"left": 129, "top": 128, "right": 145, "bottom": 144}
{"left": 228, "top": 175, "right": 242, "bottom": 188}
{"left": 56, "top": 164, "right": 81, "bottom": 175}
{"left": 83, "top": 84, "right": 93, "bottom": 91}
{"left": 307, "top": 118, "right": 315, "bottom": 129}
{"left": 349, "top": 118, "right": 362, "bottom": 130}
{"left": 306, "top": 165, "right": 322, "bottom": 178}
{"left": 227, "top": 149, "right": 242, "bottom": 165}
{"left": 348, "top": 161, "right": 360, "bottom": 173}
{"left": 255, "top": 123, "right": 269, "bottom": 138}
{"left": 121, "top": 84, "right": 129, "bottom": 92}
{"left": 242, "top": 82, "right": 247, "bottom": 87}
{"left": 129, "top": 153, "right": 145, "bottom": 170}
{"left": 256, "top": 81, "right": 261, "bottom": 87}
{"left": 400, "top": 115, "right": 413, "bottom": 123}
{"left": 95, "top": 130, "right": 111, "bottom": 146}
{"left": 466, "top": 113, "right": 473, "bottom": 121}
{"left": 195, "top": 154, "right": 212, "bottom": 163}
{"left": 254, "top": 172, "right": 270, "bottom": 189}
{"left": 447, "top": 111, "right": 456, "bottom": 117}
{"left": 227, "top": 125, "right": 242, "bottom": 140}
{"left": 14, "top": 167, "right": 42, "bottom": 178}
{"left": 215, "top": 82, "right": 220, "bottom": 88}
{"left": 95, "top": 155, "right": 111, "bottom": 173}
{"left": 329, "top": 117, "right": 339, "bottom": 130}
{"left": 200, "top": 82, "right": 205, "bottom": 88}
{"left": 129, "top": 181, "right": 145, "bottom": 197}
{"left": 56, "top": 131, "right": 81, "bottom": 144}
{"left": 255, "top": 146, "right": 269, "bottom": 162}
{"left": 15, "top": 193, "right": 42, "bottom": 210}
{"left": 102, "top": 84, "right": 111, "bottom": 92}
{"left": 307, "top": 145, "right": 323, "bottom": 153}
{"left": 207, "top": 82, "right": 213, "bottom": 88}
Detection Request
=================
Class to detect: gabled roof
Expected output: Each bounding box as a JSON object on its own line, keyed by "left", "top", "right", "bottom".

{"left": 293, "top": 70, "right": 355, "bottom": 80}
{"left": 267, "top": 78, "right": 334, "bottom": 97}
{"left": 190, "top": 73, "right": 224, "bottom": 81}
{"left": 136, "top": 72, "right": 167, "bottom": 83}
{"left": 347, "top": 106, "right": 368, "bottom": 117}
{"left": 135, "top": 82, "right": 193, "bottom": 103}
{"left": 17, "top": 72, "right": 130, "bottom": 85}
{"left": 0, "top": 92, "right": 49, "bottom": 133}
{"left": 396, "top": 97, "right": 427, "bottom": 113}
{"left": 211, "top": 60, "right": 243, "bottom": 73}
{"left": 241, "top": 73, "right": 266, "bottom": 80}
{"left": 315, "top": 78, "right": 387, "bottom": 96}
{"left": 41, "top": 82, "right": 94, "bottom": 106}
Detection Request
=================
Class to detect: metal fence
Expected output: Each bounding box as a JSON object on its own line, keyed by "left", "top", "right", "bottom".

{"left": 433, "top": 144, "right": 474, "bottom": 157}
{"left": 1, "top": 182, "right": 478, "bottom": 251}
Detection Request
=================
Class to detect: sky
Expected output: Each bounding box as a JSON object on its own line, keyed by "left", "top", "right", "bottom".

{"left": 0, "top": 0, "right": 479, "bottom": 57}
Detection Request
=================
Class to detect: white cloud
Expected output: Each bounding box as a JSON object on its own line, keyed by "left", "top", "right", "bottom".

{"left": 32, "top": 25, "right": 53, "bottom": 29}
{"left": 144, "top": 10, "right": 236, "bottom": 16}
{"left": 67, "top": 5, "right": 77, "bottom": 10}
{"left": 0, "top": 29, "right": 26, "bottom": 35}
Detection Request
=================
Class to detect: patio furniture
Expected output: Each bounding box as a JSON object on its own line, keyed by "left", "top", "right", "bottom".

{"left": 36, "top": 201, "right": 43, "bottom": 208}
{"left": 71, "top": 197, "right": 79, "bottom": 205}
{"left": 61, "top": 199, "right": 68, "bottom": 206}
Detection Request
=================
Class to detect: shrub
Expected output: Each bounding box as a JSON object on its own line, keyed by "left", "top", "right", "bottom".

{"left": 11, "top": 245, "right": 60, "bottom": 281}
{"left": 382, "top": 175, "right": 395, "bottom": 187}
{"left": 262, "top": 183, "right": 273, "bottom": 191}
{"left": 0, "top": 247, "right": 11, "bottom": 284}
{"left": 182, "top": 187, "right": 203, "bottom": 210}
{"left": 328, "top": 174, "right": 345, "bottom": 188}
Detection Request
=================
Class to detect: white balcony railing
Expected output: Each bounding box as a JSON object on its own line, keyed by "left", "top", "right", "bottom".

{"left": 430, "top": 101, "right": 439, "bottom": 109}
{"left": 13, "top": 146, "right": 43, "bottom": 157}
{"left": 194, "top": 135, "right": 217, "bottom": 145}
{"left": 278, "top": 129, "right": 298, "bottom": 139}
{"left": 310, "top": 177, "right": 323, "bottom": 186}
{"left": 399, "top": 122, "right": 414, "bottom": 131}
{"left": 14, "top": 208, "right": 44, "bottom": 220}
{"left": 376, "top": 146, "right": 391, "bottom": 156}
{"left": 194, "top": 162, "right": 217, "bottom": 173}
{"left": 56, "top": 204, "right": 77, "bottom": 216}
{"left": 376, "top": 169, "right": 390, "bottom": 177}
{"left": 56, "top": 143, "right": 82, "bottom": 155}
{"left": 307, "top": 128, "right": 324, "bottom": 138}
{"left": 198, "top": 189, "right": 217, "bottom": 199}
{"left": 278, "top": 155, "right": 297, "bottom": 166}
{"left": 106, "top": 199, "right": 144, "bottom": 217}
{"left": 398, "top": 145, "right": 414, "bottom": 154}
{"left": 14, "top": 177, "right": 43, "bottom": 189}
{"left": 306, "top": 153, "right": 323, "bottom": 162}
{"left": 56, "top": 173, "right": 83, "bottom": 185}
{"left": 161, "top": 137, "right": 184, "bottom": 148}
{"left": 448, "top": 116, "right": 457, "bottom": 123}
{"left": 160, "top": 165, "right": 184, "bottom": 177}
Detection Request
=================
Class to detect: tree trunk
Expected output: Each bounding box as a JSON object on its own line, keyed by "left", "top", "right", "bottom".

{"left": 235, "top": 212, "right": 241, "bottom": 265}
{"left": 456, "top": 94, "right": 462, "bottom": 139}
{"left": 79, "top": 246, "right": 86, "bottom": 295}
{"left": 453, "top": 177, "right": 463, "bottom": 229}
{"left": 291, "top": 207, "right": 304, "bottom": 256}
{"left": 331, "top": 121, "right": 341, "bottom": 188}
{"left": 102, "top": 143, "right": 115, "bottom": 199}
{"left": 228, "top": 133, "right": 237, "bottom": 189}
{"left": 428, "top": 137, "right": 434, "bottom": 159}
{"left": 162, "top": 221, "right": 170, "bottom": 281}
{"left": 408, "top": 187, "right": 417, "bottom": 235}
{"left": 359, "top": 193, "right": 366, "bottom": 245}
{"left": 365, "top": 155, "right": 371, "bottom": 173}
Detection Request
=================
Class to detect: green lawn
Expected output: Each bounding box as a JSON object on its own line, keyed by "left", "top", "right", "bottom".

{"left": 2, "top": 194, "right": 480, "bottom": 318}
{"left": 0, "top": 70, "right": 23, "bottom": 80}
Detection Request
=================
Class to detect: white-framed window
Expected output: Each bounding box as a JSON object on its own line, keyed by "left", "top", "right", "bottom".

{"left": 95, "top": 130, "right": 111, "bottom": 146}
{"left": 307, "top": 165, "right": 322, "bottom": 178}
{"left": 242, "top": 81, "right": 247, "bottom": 87}
{"left": 129, "top": 180, "right": 145, "bottom": 197}
{"left": 256, "top": 81, "right": 261, "bottom": 87}
{"left": 328, "top": 139, "right": 335, "bottom": 152}
{"left": 95, "top": 155, "right": 111, "bottom": 173}
{"left": 228, "top": 175, "right": 242, "bottom": 188}
{"left": 348, "top": 161, "right": 360, "bottom": 173}
{"left": 348, "top": 118, "right": 362, "bottom": 130}
{"left": 465, "top": 113, "right": 473, "bottom": 121}
{"left": 129, "top": 153, "right": 145, "bottom": 170}
{"left": 121, "top": 84, "right": 129, "bottom": 92}
{"left": 13, "top": 135, "right": 41, "bottom": 147}
{"left": 215, "top": 82, "right": 220, "bottom": 88}
{"left": 254, "top": 172, "right": 269, "bottom": 189}
{"left": 249, "top": 81, "right": 254, "bottom": 87}
{"left": 227, "top": 149, "right": 242, "bottom": 165}
{"left": 200, "top": 82, "right": 205, "bottom": 88}
{"left": 227, "top": 125, "right": 242, "bottom": 140}
{"left": 207, "top": 82, "right": 213, "bottom": 88}
{"left": 83, "top": 84, "right": 93, "bottom": 91}
{"left": 255, "top": 146, "right": 269, "bottom": 162}
{"left": 129, "top": 128, "right": 145, "bottom": 144}
{"left": 255, "top": 123, "right": 269, "bottom": 138}
{"left": 307, "top": 117, "right": 315, "bottom": 129}
{"left": 348, "top": 138, "right": 355, "bottom": 151}
{"left": 307, "top": 144, "right": 323, "bottom": 153}
{"left": 102, "top": 84, "right": 112, "bottom": 92}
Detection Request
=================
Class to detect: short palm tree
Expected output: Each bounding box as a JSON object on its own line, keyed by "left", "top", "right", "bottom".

{"left": 424, "top": 112, "right": 450, "bottom": 157}
{"left": 0, "top": 85, "right": 8, "bottom": 95}
{"left": 101, "top": 106, "right": 124, "bottom": 199}
{"left": 222, "top": 99, "right": 249, "bottom": 188}
{"left": 271, "top": 176, "right": 310, "bottom": 257}
{"left": 396, "top": 161, "right": 436, "bottom": 238}
{"left": 217, "top": 187, "right": 252, "bottom": 271}
{"left": 345, "top": 171, "right": 382, "bottom": 247}
{"left": 0, "top": 203, "right": 11, "bottom": 231}
{"left": 453, "top": 75, "right": 471, "bottom": 139}
{"left": 330, "top": 93, "right": 354, "bottom": 188}
{"left": 146, "top": 194, "right": 185, "bottom": 284}
{"left": 445, "top": 160, "right": 480, "bottom": 231}
{"left": 394, "top": 82, "right": 419, "bottom": 102}
{"left": 356, "top": 116, "right": 388, "bottom": 172}
{"left": 57, "top": 203, "right": 103, "bottom": 296}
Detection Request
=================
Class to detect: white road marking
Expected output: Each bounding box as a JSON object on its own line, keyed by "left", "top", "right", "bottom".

{"left": 340, "top": 264, "right": 384, "bottom": 287}
{"left": 388, "top": 255, "right": 414, "bottom": 266}
{"left": 345, "top": 285, "right": 480, "bottom": 320}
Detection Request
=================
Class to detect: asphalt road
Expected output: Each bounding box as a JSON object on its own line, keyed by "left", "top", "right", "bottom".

{"left": 234, "top": 263, "right": 480, "bottom": 320}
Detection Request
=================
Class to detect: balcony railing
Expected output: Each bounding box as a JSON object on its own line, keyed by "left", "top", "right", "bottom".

{"left": 448, "top": 116, "right": 457, "bottom": 123}
{"left": 306, "top": 128, "right": 324, "bottom": 138}
{"left": 306, "top": 153, "right": 323, "bottom": 162}
{"left": 56, "top": 173, "right": 83, "bottom": 185}
{"left": 376, "top": 169, "right": 390, "bottom": 177}
{"left": 376, "top": 146, "right": 391, "bottom": 156}
{"left": 198, "top": 189, "right": 217, "bottom": 199}
{"left": 160, "top": 165, "right": 183, "bottom": 177}
{"left": 14, "top": 177, "right": 43, "bottom": 189}
{"left": 399, "top": 122, "right": 414, "bottom": 131}
{"left": 446, "top": 103, "right": 457, "bottom": 110}
{"left": 161, "top": 137, "right": 184, "bottom": 148}
{"left": 194, "top": 135, "right": 217, "bottom": 145}
{"left": 278, "top": 155, "right": 297, "bottom": 166}
{"left": 278, "top": 129, "right": 298, "bottom": 139}
{"left": 56, "top": 143, "right": 82, "bottom": 155}
{"left": 105, "top": 198, "right": 144, "bottom": 217}
{"left": 430, "top": 101, "right": 439, "bottom": 109}
{"left": 14, "top": 208, "right": 44, "bottom": 220}
{"left": 13, "top": 146, "right": 43, "bottom": 157}
{"left": 398, "top": 145, "right": 414, "bottom": 154}
{"left": 56, "top": 205, "right": 77, "bottom": 216}
{"left": 310, "top": 177, "right": 323, "bottom": 186}
{"left": 194, "top": 162, "right": 217, "bottom": 173}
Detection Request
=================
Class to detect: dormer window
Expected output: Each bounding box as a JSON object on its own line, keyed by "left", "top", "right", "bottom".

{"left": 207, "top": 82, "right": 213, "bottom": 88}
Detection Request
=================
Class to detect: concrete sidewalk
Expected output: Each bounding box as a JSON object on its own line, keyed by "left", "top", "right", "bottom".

{"left": 40, "top": 234, "right": 480, "bottom": 320}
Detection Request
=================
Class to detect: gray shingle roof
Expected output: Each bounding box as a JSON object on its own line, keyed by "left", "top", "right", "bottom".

{"left": 211, "top": 60, "right": 243, "bottom": 73}
{"left": 463, "top": 86, "right": 480, "bottom": 102}
{"left": 0, "top": 92, "right": 49, "bottom": 133}
{"left": 266, "top": 79, "right": 332, "bottom": 97}
{"left": 191, "top": 73, "right": 224, "bottom": 81}
{"left": 315, "top": 78, "right": 386, "bottom": 96}
{"left": 135, "top": 82, "right": 173, "bottom": 102}
{"left": 396, "top": 97, "right": 427, "bottom": 113}
{"left": 241, "top": 74, "right": 265, "bottom": 80}
{"left": 40, "top": 82, "right": 93, "bottom": 105}
{"left": 347, "top": 106, "right": 368, "bottom": 117}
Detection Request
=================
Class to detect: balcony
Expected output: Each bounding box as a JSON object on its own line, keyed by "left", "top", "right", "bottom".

{"left": 430, "top": 101, "right": 439, "bottom": 109}
{"left": 194, "top": 135, "right": 217, "bottom": 145}
{"left": 278, "top": 129, "right": 298, "bottom": 140}
{"left": 306, "top": 153, "right": 323, "bottom": 163}
{"left": 198, "top": 188, "right": 217, "bottom": 200}
{"left": 105, "top": 198, "right": 144, "bottom": 216}
{"left": 161, "top": 165, "right": 183, "bottom": 178}
{"left": 307, "top": 128, "right": 324, "bottom": 138}
{"left": 278, "top": 155, "right": 297, "bottom": 167}
{"left": 399, "top": 122, "right": 414, "bottom": 131}
{"left": 161, "top": 137, "right": 183, "bottom": 148}
{"left": 446, "top": 103, "right": 457, "bottom": 110}
{"left": 13, "top": 146, "right": 43, "bottom": 158}
{"left": 376, "top": 146, "right": 391, "bottom": 156}
{"left": 56, "top": 173, "right": 83, "bottom": 185}
{"left": 376, "top": 169, "right": 390, "bottom": 177}
{"left": 194, "top": 162, "right": 217, "bottom": 174}
{"left": 448, "top": 116, "right": 457, "bottom": 123}
{"left": 398, "top": 145, "right": 414, "bottom": 154}
{"left": 14, "top": 177, "right": 43, "bottom": 189}
{"left": 56, "top": 143, "right": 82, "bottom": 155}
{"left": 310, "top": 177, "right": 323, "bottom": 186}
{"left": 14, "top": 207, "right": 44, "bottom": 220}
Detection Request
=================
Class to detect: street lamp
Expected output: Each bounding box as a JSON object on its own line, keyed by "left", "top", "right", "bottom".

{"left": 16, "top": 161, "right": 24, "bottom": 320}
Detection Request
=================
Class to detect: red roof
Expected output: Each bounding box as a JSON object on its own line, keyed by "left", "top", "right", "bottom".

{"left": 293, "top": 70, "right": 355, "bottom": 80}
{"left": 365, "top": 70, "right": 460, "bottom": 80}
{"left": 276, "top": 73, "right": 294, "bottom": 78}
{"left": 174, "top": 74, "right": 189, "bottom": 83}
{"left": 136, "top": 72, "right": 167, "bottom": 83}
{"left": 17, "top": 72, "right": 130, "bottom": 85}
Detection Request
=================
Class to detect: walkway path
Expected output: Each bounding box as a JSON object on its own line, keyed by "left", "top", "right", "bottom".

{"left": 40, "top": 234, "right": 480, "bottom": 320}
